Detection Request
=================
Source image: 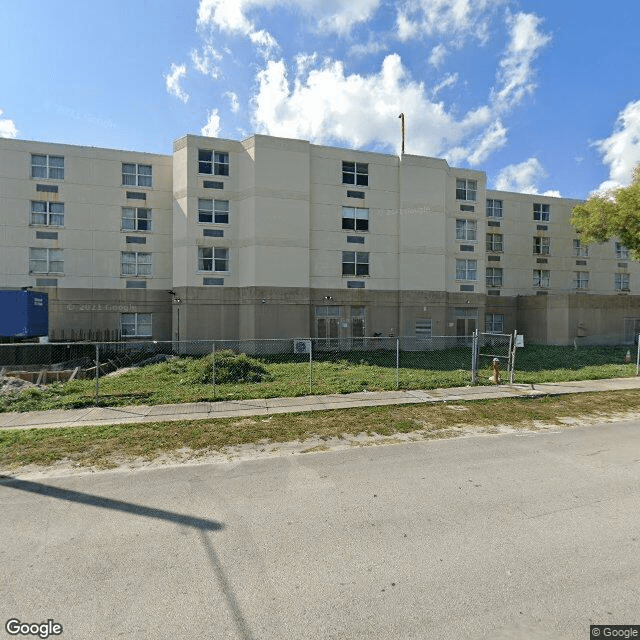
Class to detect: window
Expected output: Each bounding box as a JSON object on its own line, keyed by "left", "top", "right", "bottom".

{"left": 573, "top": 271, "right": 589, "bottom": 289}
{"left": 456, "top": 178, "right": 477, "bottom": 201}
{"left": 456, "top": 259, "right": 477, "bottom": 281}
{"left": 456, "top": 219, "right": 477, "bottom": 241}
{"left": 120, "top": 312, "right": 152, "bottom": 337}
{"left": 573, "top": 239, "right": 589, "bottom": 257}
{"left": 198, "top": 199, "right": 229, "bottom": 224}
{"left": 31, "top": 201, "right": 64, "bottom": 226}
{"left": 122, "top": 207, "right": 151, "bottom": 231}
{"left": 533, "top": 236, "right": 550, "bottom": 255}
{"left": 122, "top": 163, "right": 152, "bottom": 187}
{"left": 615, "top": 242, "right": 630, "bottom": 260}
{"left": 341, "top": 207, "right": 369, "bottom": 231}
{"left": 533, "top": 269, "right": 550, "bottom": 288}
{"left": 31, "top": 154, "right": 64, "bottom": 180}
{"left": 121, "top": 252, "right": 152, "bottom": 277}
{"left": 29, "top": 248, "right": 63, "bottom": 274}
{"left": 342, "top": 251, "right": 369, "bottom": 276}
{"left": 615, "top": 273, "right": 630, "bottom": 291}
{"left": 415, "top": 319, "right": 432, "bottom": 338}
{"left": 198, "top": 149, "right": 229, "bottom": 176}
{"left": 486, "top": 233, "right": 503, "bottom": 252}
{"left": 198, "top": 247, "right": 229, "bottom": 272}
{"left": 533, "top": 203, "right": 550, "bottom": 221}
{"left": 486, "top": 267, "right": 503, "bottom": 287}
{"left": 486, "top": 199, "right": 503, "bottom": 218}
{"left": 485, "top": 313, "right": 504, "bottom": 333}
{"left": 315, "top": 306, "right": 341, "bottom": 317}
{"left": 342, "top": 161, "right": 368, "bottom": 186}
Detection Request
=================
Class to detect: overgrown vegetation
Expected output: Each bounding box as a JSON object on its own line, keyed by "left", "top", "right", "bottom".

{"left": 161, "top": 350, "right": 271, "bottom": 385}
{"left": 2, "top": 389, "right": 640, "bottom": 471}
{"left": 0, "top": 344, "right": 636, "bottom": 413}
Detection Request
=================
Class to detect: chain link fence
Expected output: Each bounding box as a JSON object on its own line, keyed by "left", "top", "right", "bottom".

{"left": 0, "top": 335, "right": 639, "bottom": 409}
{"left": 0, "top": 336, "right": 473, "bottom": 406}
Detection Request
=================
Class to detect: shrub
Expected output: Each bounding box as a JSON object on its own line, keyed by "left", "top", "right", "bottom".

{"left": 188, "top": 350, "right": 271, "bottom": 384}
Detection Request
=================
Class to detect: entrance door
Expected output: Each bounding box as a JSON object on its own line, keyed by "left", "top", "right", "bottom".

{"left": 456, "top": 317, "right": 476, "bottom": 337}
{"left": 351, "top": 307, "right": 366, "bottom": 348}
{"left": 317, "top": 317, "right": 340, "bottom": 347}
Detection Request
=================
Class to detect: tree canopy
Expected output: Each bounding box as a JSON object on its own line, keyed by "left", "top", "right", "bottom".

{"left": 571, "top": 166, "right": 640, "bottom": 260}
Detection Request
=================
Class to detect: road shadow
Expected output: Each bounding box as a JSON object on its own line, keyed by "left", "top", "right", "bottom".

{"left": 0, "top": 474, "right": 258, "bottom": 639}
{"left": 0, "top": 475, "right": 223, "bottom": 531}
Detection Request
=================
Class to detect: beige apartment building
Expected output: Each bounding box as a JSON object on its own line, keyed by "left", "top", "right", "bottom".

{"left": 1, "top": 133, "right": 639, "bottom": 345}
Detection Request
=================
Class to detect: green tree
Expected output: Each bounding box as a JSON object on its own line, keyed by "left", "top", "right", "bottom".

{"left": 571, "top": 166, "right": 640, "bottom": 259}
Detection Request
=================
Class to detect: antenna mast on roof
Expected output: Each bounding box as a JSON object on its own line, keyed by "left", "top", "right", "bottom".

{"left": 398, "top": 113, "right": 405, "bottom": 156}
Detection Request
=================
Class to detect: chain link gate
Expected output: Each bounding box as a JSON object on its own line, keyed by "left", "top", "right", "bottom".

{"left": 471, "top": 330, "right": 517, "bottom": 384}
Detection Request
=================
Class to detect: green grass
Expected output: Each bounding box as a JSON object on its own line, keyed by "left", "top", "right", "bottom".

{"left": 0, "top": 344, "right": 636, "bottom": 413}
{"left": 2, "top": 389, "right": 640, "bottom": 471}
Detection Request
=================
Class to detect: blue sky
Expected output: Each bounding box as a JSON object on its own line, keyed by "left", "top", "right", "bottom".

{"left": 2, "top": 0, "right": 640, "bottom": 200}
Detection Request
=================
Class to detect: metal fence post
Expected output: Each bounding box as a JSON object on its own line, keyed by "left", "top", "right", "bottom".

{"left": 471, "top": 330, "right": 478, "bottom": 384}
{"left": 636, "top": 334, "right": 640, "bottom": 376}
{"left": 95, "top": 343, "right": 100, "bottom": 406}
{"left": 309, "top": 340, "right": 313, "bottom": 394}
{"left": 212, "top": 340, "right": 216, "bottom": 398}
{"left": 510, "top": 330, "right": 517, "bottom": 384}
{"left": 396, "top": 338, "right": 400, "bottom": 389}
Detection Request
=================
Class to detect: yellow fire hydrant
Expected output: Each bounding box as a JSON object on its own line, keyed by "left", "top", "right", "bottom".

{"left": 490, "top": 358, "right": 501, "bottom": 385}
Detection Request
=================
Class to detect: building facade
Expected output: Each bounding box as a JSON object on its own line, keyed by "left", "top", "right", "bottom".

{"left": 1, "top": 133, "right": 639, "bottom": 345}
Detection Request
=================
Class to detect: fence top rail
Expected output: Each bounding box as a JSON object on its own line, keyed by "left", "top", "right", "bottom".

{"left": 0, "top": 335, "right": 476, "bottom": 348}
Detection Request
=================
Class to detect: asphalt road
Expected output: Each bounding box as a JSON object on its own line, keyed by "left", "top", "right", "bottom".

{"left": 1, "top": 420, "right": 639, "bottom": 640}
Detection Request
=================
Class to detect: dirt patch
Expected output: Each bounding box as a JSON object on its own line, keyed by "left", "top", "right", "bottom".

{"left": 0, "top": 375, "right": 43, "bottom": 396}
{"left": 104, "top": 367, "right": 136, "bottom": 378}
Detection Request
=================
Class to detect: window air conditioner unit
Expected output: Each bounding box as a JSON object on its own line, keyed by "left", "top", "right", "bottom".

{"left": 293, "top": 339, "right": 311, "bottom": 354}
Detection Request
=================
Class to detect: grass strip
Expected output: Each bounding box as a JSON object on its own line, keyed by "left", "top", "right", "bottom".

{"left": 1, "top": 389, "right": 639, "bottom": 472}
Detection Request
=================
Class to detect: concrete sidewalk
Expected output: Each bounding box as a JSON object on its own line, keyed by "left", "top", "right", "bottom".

{"left": 1, "top": 376, "right": 640, "bottom": 431}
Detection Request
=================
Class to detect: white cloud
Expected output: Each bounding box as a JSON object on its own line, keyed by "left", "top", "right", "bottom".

{"left": 494, "top": 157, "right": 560, "bottom": 196}
{"left": 165, "top": 63, "right": 189, "bottom": 103}
{"left": 0, "top": 109, "right": 17, "bottom": 138}
{"left": 495, "top": 158, "right": 542, "bottom": 192}
{"left": 249, "top": 29, "right": 279, "bottom": 57}
{"left": 467, "top": 120, "right": 508, "bottom": 165}
{"left": 429, "top": 44, "right": 448, "bottom": 68}
{"left": 197, "top": 0, "right": 380, "bottom": 40}
{"left": 430, "top": 72, "right": 458, "bottom": 98}
{"left": 253, "top": 54, "right": 500, "bottom": 159}
{"left": 225, "top": 91, "right": 240, "bottom": 113}
{"left": 198, "top": 0, "right": 253, "bottom": 33}
{"left": 493, "top": 12, "right": 551, "bottom": 110}
{"left": 594, "top": 99, "right": 640, "bottom": 191}
{"left": 201, "top": 109, "right": 221, "bottom": 137}
{"left": 348, "top": 39, "right": 388, "bottom": 58}
{"left": 191, "top": 44, "right": 222, "bottom": 78}
{"left": 396, "top": 0, "right": 505, "bottom": 43}
{"left": 314, "top": 0, "right": 380, "bottom": 35}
